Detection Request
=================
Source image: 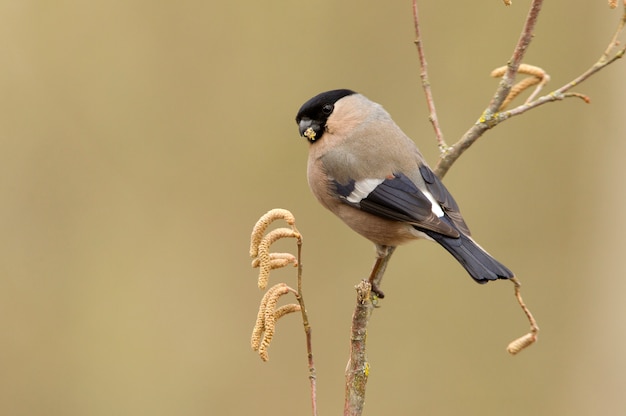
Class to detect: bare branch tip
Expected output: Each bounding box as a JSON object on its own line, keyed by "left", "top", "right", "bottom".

{"left": 506, "top": 276, "right": 540, "bottom": 355}
{"left": 563, "top": 92, "right": 591, "bottom": 104}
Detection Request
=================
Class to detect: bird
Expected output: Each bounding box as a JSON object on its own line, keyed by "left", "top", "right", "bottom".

{"left": 295, "top": 89, "right": 514, "bottom": 297}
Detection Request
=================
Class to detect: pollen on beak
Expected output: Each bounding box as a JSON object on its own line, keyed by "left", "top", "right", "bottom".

{"left": 303, "top": 127, "right": 316, "bottom": 141}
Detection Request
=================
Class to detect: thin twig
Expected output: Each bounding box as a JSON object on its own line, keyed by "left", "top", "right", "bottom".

{"left": 412, "top": 0, "right": 447, "bottom": 151}
{"left": 602, "top": 5, "right": 626, "bottom": 60}
{"left": 507, "top": 277, "right": 540, "bottom": 355}
{"left": 295, "top": 235, "right": 318, "bottom": 416}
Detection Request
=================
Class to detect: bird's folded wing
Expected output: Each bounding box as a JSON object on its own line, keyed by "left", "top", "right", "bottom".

{"left": 333, "top": 172, "right": 461, "bottom": 238}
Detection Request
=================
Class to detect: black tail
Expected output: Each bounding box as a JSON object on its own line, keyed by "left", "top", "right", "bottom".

{"left": 424, "top": 229, "right": 514, "bottom": 284}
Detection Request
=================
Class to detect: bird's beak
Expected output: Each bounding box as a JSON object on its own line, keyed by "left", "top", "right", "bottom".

{"left": 298, "top": 119, "right": 313, "bottom": 136}
{"left": 298, "top": 118, "right": 320, "bottom": 142}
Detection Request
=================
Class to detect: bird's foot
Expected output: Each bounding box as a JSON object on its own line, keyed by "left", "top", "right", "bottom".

{"left": 370, "top": 281, "right": 385, "bottom": 299}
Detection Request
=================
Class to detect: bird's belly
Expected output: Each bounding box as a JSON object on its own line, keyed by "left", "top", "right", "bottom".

{"left": 332, "top": 203, "right": 425, "bottom": 247}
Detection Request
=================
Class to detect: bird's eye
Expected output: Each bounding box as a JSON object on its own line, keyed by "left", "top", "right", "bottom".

{"left": 322, "top": 104, "right": 333, "bottom": 115}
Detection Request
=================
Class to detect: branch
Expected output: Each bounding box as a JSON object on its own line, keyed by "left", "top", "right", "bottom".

{"left": 412, "top": 0, "right": 447, "bottom": 151}
{"left": 507, "top": 278, "right": 540, "bottom": 355}
{"left": 434, "top": 1, "right": 626, "bottom": 179}
{"left": 344, "top": 281, "right": 374, "bottom": 416}
{"left": 344, "top": 246, "right": 395, "bottom": 415}
{"left": 434, "top": 0, "right": 544, "bottom": 178}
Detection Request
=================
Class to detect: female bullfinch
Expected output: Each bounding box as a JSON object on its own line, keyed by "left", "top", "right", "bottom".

{"left": 295, "top": 89, "right": 513, "bottom": 293}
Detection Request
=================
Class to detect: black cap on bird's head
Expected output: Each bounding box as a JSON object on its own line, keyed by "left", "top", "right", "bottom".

{"left": 296, "top": 89, "right": 356, "bottom": 143}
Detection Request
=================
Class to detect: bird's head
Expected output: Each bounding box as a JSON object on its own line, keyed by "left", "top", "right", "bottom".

{"left": 295, "top": 89, "right": 356, "bottom": 143}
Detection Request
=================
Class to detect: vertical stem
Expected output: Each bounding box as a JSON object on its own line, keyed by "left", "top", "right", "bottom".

{"left": 295, "top": 236, "right": 318, "bottom": 416}
{"left": 343, "top": 247, "right": 396, "bottom": 415}
{"left": 344, "top": 280, "right": 373, "bottom": 416}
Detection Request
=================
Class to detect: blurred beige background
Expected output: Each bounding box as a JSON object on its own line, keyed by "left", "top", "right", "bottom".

{"left": 1, "top": 1, "right": 625, "bottom": 415}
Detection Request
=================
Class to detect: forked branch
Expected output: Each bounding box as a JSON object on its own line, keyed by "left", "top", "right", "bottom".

{"left": 433, "top": 1, "right": 626, "bottom": 178}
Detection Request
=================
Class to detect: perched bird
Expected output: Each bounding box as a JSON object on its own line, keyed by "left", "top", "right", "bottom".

{"left": 295, "top": 89, "right": 513, "bottom": 296}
